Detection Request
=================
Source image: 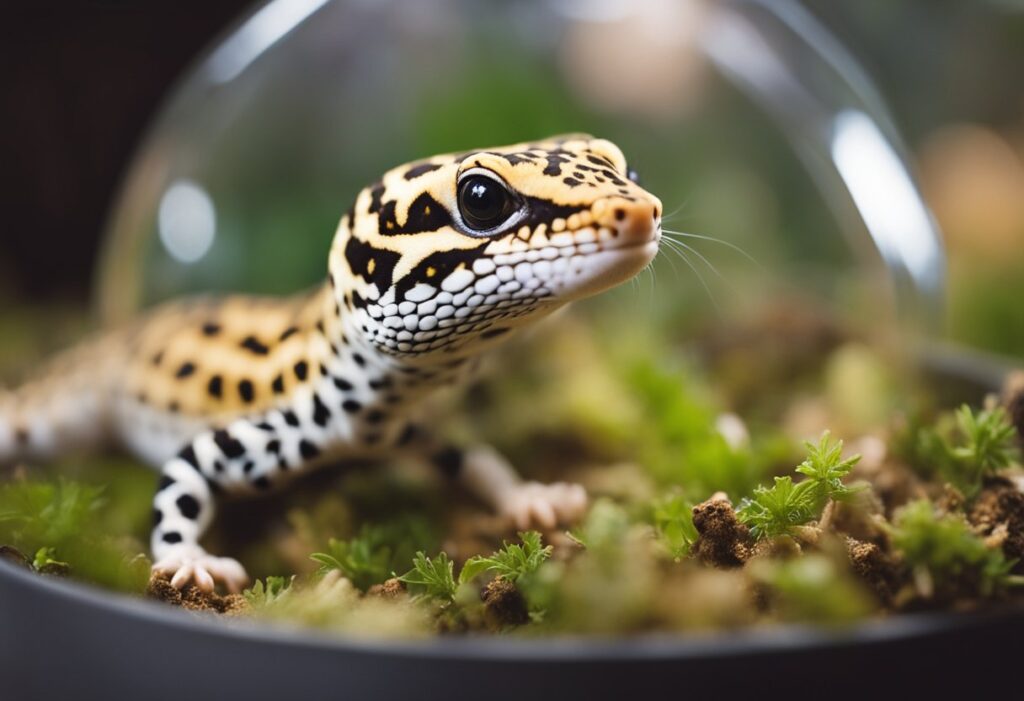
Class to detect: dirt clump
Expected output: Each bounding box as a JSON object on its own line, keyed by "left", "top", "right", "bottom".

{"left": 691, "top": 496, "right": 752, "bottom": 568}
{"left": 846, "top": 537, "right": 900, "bottom": 605}
{"left": 367, "top": 577, "right": 405, "bottom": 599}
{"left": 969, "top": 478, "right": 1024, "bottom": 563}
{"left": 146, "top": 572, "right": 248, "bottom": 615}
{"left": 481, "top": 577, "right": 529, "bottom": 628}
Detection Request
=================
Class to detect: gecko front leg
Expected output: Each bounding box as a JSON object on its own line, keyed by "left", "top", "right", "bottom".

{"left": 400, "top": 426, "right": 588, "bottom": 529}
{"left": 455, "top": 445, "right": 588, "bottom": 529}
{"left": 151, "top": 405, "right": 329, "bottom": 592}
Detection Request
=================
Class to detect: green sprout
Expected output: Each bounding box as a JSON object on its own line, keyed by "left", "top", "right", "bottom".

{"left": 737, "top": 431, "right": 861, "bottom": 540}
{"left": 459, "top": 531, "right": 552, "bottom": 584}
{"left": 904, "top": 405, "right": 1019, "bottom": 495}
{"left": 736, "top": 476, "right": 815, "bottom": 540}
{"left": 243, "top": 576, "right": 295, "bottom": 608}
{"left": 398, "top": 551, "right": 458, "bottom": 603}
{"left": 794, "top": 431, "right": 863, "bottom": 509}
{"left": 889, "top": 500, "right": 1021, "bottom": 598}
{"left": 309, "top": 516, "right": 435, "bottom": 591}
{"left": 950, "top": 405, "right": 1018, "bottom": 485}
{"left": 651, "top": 493, "right": 699, "bottom": 560}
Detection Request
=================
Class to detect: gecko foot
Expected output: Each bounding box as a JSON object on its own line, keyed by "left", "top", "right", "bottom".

{"left": 152, "top": 544, "right": 249, "bottom": 594}
{"left": 499, "top": 481, "right": 588, "bottom": 530}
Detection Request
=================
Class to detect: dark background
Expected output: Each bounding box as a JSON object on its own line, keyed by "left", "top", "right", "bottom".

{"left": 1, "top": 1, "right": 251, "bottom": 302}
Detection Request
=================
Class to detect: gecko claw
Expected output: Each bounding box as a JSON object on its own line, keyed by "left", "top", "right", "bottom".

{"left": 500, "top": 481, "right": 588, "bottom": 531}
{"left": 152, "top": 545, "right": 249, "bottom": 594}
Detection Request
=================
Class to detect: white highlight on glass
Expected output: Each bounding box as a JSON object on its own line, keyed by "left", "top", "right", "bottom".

{"left": 831, "top": 109, "right": 942, "bottom": 291}
{"left": 158, "top": 180, "right": 217, "bottom": 264}
{"left": 206, "top": 0, "right": 330, "bottom": 84}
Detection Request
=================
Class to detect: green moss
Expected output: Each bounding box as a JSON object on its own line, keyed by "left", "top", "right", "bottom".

{"left": 0, "top": 478, "right": 149, "bottom": 592}
{"left": 889, "top": 500, "right": 1020, "bottom": 599}
{"left": 310, "top": 515, "right": 438, "bottom": 592}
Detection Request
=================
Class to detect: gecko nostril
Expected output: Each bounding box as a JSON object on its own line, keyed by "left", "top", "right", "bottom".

{"left": 614, "top": 208, "right": 626, "bottom": 222}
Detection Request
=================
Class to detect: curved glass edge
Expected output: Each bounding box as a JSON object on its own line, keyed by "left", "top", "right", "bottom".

{"left": 700, "top": 0, "right": 946, "bottom": 332}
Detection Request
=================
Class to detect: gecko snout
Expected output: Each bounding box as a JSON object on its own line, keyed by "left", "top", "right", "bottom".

{"left": 598, "top": 196, "right": 662, "bottom": 247}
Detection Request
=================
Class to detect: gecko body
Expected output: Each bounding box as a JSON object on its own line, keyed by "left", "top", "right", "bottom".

{"left": 0, "top": 135, "right": 662, "bottom": 591}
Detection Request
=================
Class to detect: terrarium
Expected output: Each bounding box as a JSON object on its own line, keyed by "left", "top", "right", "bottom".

{"left": 2, "top": 0, "right": 1021, "bottom": 697}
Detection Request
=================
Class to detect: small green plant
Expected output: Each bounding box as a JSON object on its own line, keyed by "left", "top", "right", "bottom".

{"left": 651, "top": 493, "right": 698, "bottom": 560}
{"left": 889, "top": 500, "right": 1021, "bottom": 598}
{"left": 309, "top": 516, "right": 436, "bottom": 591}
{"left": 794, "top": 431, "right": 863, "bottom": 509}
{"left": 243, "top": 575, "right": 295, "bottom": 608}
{"left": 949, "top": 405, "right": 1018, "bottom": 486}
{"left": 736, "top": 476, "right": 815, "bottom": 539}
{"left": 905, "top": 405, "right": 1018, "bottom": 495}
{"left": 398, "top": 551, "right": 458, "bottom": 603}
{"left": 737, "top": 431, "right": 861, "bottom": 540}
{"left": 459, "top": 531, "right": 552, "bottom": 584}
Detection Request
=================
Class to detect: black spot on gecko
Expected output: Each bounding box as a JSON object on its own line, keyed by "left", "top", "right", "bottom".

{"left": 201, "top": 322, "right": 221, "bottom": 336}
{"left": 299, "top": 440, "right": 320, "bottom": 460}
{"left": 256, "top": 422, "right": 274, "bottom": 432}
{"left": 265, "top": 440, "right": 281, "bottom": 454}
{"left": 175, "top": 494, "right": 200, "bottom": 519}
{"left": 283, "top": 410, "right": 300, "bottom": 427}
{"left": 341, "top": 399, "right": 362, "bottom": 413}
{"left": 395, "top": 243, "right": 488, "bottom": 299}
{"left": 333, "top": 376, "right": 354, "bottom": 392}
{"left": 352, "top": 353, "right": 366, "bottom": 368}
{"left": 367, "top": 182, "right": 385, "bottom": 214}
{"left": 403, "top": 162, "right": 441, "bottom": 180}
{"left": 238, "top": 380, "right": 255, "bottom": 403}
{"left": 175, "top": 362, "right": 196, "bottom": 379}
{"left": 213, "top": 429, "right": 246, "bottom": 459}
{"left": 151, "top": 351, "right": 164, "bottom": 367}
{"left": 563, "top": 177, "right": 582, "bottom": 187}
{"left": 162, "top": 531, "right": 183, "bottom": 544}
{"left": 311, "top": 394, "right": 331, "bottom": 426}
{"left": 542, "top": 148, "right": 572, "bottom": 176}
{"left": 152, "top": 508, "right": 163, "bottom": 526}
{"left": 432, "top": 447, "right": 464, "bottom": 478}
{"left": 294, "top": 361, "right": 308, "bottom": 381}
{"left": 177, "top": 445, "right": 199, "bottom": 469}
{"left": 378, "top": 192, "right": 452, "bottom": 236}
{"left": 157, "top": 475, "right": 175, "bottom": 492}
{"left": 240, "top": 335, "right": 270, "bottom": 355}
{"left": 242, "top": 461, "right": 255, "bottom": 474}
{"left": 207, "top": 375, "right": 223, "bottom": 399}
{"left": 271, "top": 374, "right": 285, "bottom": 395}
{"left": 278, "top": 326, "right": 299, "bottom": 342}
{"left": 345, "top": 236, "right": 402, "bottom": 295}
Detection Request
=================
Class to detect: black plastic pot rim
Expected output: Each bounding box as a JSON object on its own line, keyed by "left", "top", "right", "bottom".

{"left": 3, "top": 557, "right": 1021, "bottom": 663}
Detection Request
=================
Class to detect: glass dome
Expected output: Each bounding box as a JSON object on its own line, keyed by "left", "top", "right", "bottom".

{"left": 97, "top": 0, "right": 945, "bottom": 339}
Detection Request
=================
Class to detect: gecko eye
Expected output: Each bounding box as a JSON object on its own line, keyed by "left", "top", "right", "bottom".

{"left": 627, "top": 168, "right": 641, "bottom": 184}
{"left": 458, "top": 174, "right": 517, "bottom": 231}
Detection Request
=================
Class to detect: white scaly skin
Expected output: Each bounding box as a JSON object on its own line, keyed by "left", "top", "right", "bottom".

{"left": 1, "top": 135, "right": 662, "bottom": 592}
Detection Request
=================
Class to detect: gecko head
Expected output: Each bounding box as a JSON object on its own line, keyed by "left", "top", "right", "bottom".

{"left": 328, "top": 134, "right": 662, "bottom": 360}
